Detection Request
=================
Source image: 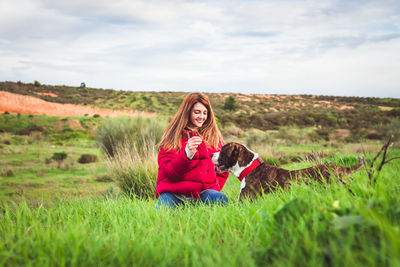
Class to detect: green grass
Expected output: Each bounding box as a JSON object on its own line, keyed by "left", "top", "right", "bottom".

{"left": 1, "top": 145, "right": 400, "bottom": 266}
{"left": 0, "top": 137, "right": 116, "bottom": 203}
{"left": 0, "top": 115, "right": 399, "bottom": 266}
{"left": 1, "top": 170, "right": 399, "bottom": 266}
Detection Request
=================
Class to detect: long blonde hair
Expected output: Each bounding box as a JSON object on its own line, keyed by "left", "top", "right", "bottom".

{"left": 158, "top": 93, "right": 223, "bottom": 151}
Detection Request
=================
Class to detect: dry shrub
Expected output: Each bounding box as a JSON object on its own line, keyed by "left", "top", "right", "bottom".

{"left": 96, "top": 116, "right": 166, "bottom": 158}
{"left": 105, "top": 139, "right": 157, "bottom": 199}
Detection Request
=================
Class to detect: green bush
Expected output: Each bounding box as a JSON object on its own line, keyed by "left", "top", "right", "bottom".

{"left": 96, "top": 116, "right": 167, "bottom": 157}
{"left": 105, "top": 140, "right": 157, "bottom": 199}
{"left": 97, "top": 116, "right": 166, "bottom": 198}
{"left": 51, "top": 152, "right": 68, "bottom": 161}
{"left": 77, "top": 154, "right": 98, "bottom": 164}
{"left": 223, "top": 96, "right": 239, "bottom": 111}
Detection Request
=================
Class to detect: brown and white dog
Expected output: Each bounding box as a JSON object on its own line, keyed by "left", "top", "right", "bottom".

{"left": 211, "top": 142, "right": 365, "bottom": 200}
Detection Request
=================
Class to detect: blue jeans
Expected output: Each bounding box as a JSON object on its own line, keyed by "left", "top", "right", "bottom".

{"left": 156, "top": 189, "right": 229, "bottom": 209}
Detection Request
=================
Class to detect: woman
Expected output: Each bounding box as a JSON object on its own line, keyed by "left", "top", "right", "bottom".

{"left": 155, "top": 93, "right": 229, "bottom": 208}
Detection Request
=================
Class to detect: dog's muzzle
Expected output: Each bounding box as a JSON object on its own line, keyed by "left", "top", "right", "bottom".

{"left": 211, "top": 152, "right": 226, "bottom": 173}
{"left": 214, "top": 164, "right": 227, "bottom": 173}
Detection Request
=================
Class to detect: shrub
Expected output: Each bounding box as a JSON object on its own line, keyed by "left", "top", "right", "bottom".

{"left": 51, "top": 151, "right": 68, "bottom": 161}
{"left": 97, "top": 116, "right": 167, "bottom": 198}
{"left": 2, "top": 140, "right": 11, "bottom": 145}
{"left": 223, "top": 96, "right": 239, "bottom": 111}
{"left": 96, "top": 116, "right": 167, "bottom": 157}
{"left": 77, "top": 154, "right": 98, "bottom": 164}
{"left": 105, "top": 139, "right": 157, "bottom": 199}
{"left": 34, "top": 80, "right": 41, "bottom": 86}
{"left": 3, "top": 169, "right": 15, "bottom": 177}
{"left": 307, "top": 127, "right": 332, "bottom": 142}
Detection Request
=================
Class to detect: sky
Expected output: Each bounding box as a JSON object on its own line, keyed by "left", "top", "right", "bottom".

{"left": 1, "top": 0, "right": 400, "bottom": 98}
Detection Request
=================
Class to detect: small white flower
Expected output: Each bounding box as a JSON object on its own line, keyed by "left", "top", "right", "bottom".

{"left": 333, "top": 200, "right": 340, "bottom": 209}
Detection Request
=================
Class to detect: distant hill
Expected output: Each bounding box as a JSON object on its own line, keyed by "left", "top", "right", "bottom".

{"left": 1, "top": 81, "right": 400, "bottom": 141}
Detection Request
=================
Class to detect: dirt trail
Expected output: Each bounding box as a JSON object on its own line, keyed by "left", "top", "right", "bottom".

{"left": 0, "top": 91, "right": 155, "bottom": 117}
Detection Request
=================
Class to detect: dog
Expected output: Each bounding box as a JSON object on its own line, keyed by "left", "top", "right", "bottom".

{"left": 211, "top": 142, "right": 365, "bottom": 200}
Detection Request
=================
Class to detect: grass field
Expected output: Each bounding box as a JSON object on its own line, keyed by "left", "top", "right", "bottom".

{"left": 1, "top": 128, "right": 400, "bottom": 266}
{"left": 0, "top": 135, "right": 116, "bottom": 204}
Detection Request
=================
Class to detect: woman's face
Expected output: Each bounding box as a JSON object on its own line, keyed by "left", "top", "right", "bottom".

{"left": 189, "top": 102, "right": 208, "bottom": 129}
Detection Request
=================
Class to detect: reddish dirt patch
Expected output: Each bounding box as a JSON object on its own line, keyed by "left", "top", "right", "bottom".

{"left": 35, "top": 92, "right": 58, "bottom": 97}
{"left": 378, "top": 106, "right": 393, "bottom": 111}
{"left": 0, "top": 91, "right": 156, "bottom": 117}
{"left": 338, "top": 105, "right": 354, "bottom": 110}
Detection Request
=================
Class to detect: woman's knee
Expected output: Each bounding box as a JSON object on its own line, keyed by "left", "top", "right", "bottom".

{"left": 200, "top": 190, "right": 228, "bottom": 205}
{"left": 156, "top": 192, "right": 182, "bottom": 209}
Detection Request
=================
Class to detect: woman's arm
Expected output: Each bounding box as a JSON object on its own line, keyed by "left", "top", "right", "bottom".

{"left": 158, "top": 147, "right": 195, "bottom": 181}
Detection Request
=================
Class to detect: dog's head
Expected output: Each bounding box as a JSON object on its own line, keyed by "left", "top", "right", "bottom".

{"left": 211, "top": 142, "right": 257, "bottom": 176}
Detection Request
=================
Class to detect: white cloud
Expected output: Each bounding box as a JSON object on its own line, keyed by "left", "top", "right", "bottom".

{"left": 0, "top": 0, "right": 399, "bottom": 97}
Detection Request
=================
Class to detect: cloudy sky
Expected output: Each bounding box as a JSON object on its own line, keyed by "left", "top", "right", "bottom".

{"left": 1, "top": 0, "right": 400, "bottom": 97}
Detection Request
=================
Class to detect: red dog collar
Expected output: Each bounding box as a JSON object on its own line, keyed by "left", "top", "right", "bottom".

{"left": 238, "top": 157, "right": 263, "bottom": 181}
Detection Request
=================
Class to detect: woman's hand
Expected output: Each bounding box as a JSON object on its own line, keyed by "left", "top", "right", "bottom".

{"left": 185, "top": 136, "right": 202, "bottom": 159}
{"left": 187, "top": 136, "right": 202, "bottom": 152}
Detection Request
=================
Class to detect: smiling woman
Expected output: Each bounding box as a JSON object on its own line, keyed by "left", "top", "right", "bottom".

{"left": 155, "top": 93, "right": 229, "bottom": 208}
{"left": 188, "top": 102, "right": 208, "bottom": 129}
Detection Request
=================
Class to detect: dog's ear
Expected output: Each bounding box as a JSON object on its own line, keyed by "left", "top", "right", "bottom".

{"left": 237, "top": 144, "right": 254, "bottom": 167}
{"left": 221, "top": 143, "right": 240, "bottom": 167}
{"left": 226, "top": 144, "right": 239, "bottom": 158}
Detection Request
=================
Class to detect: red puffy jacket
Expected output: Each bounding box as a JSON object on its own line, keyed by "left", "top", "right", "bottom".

{"left": 155, "top": 129, "right": 229, "bottom": 199}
